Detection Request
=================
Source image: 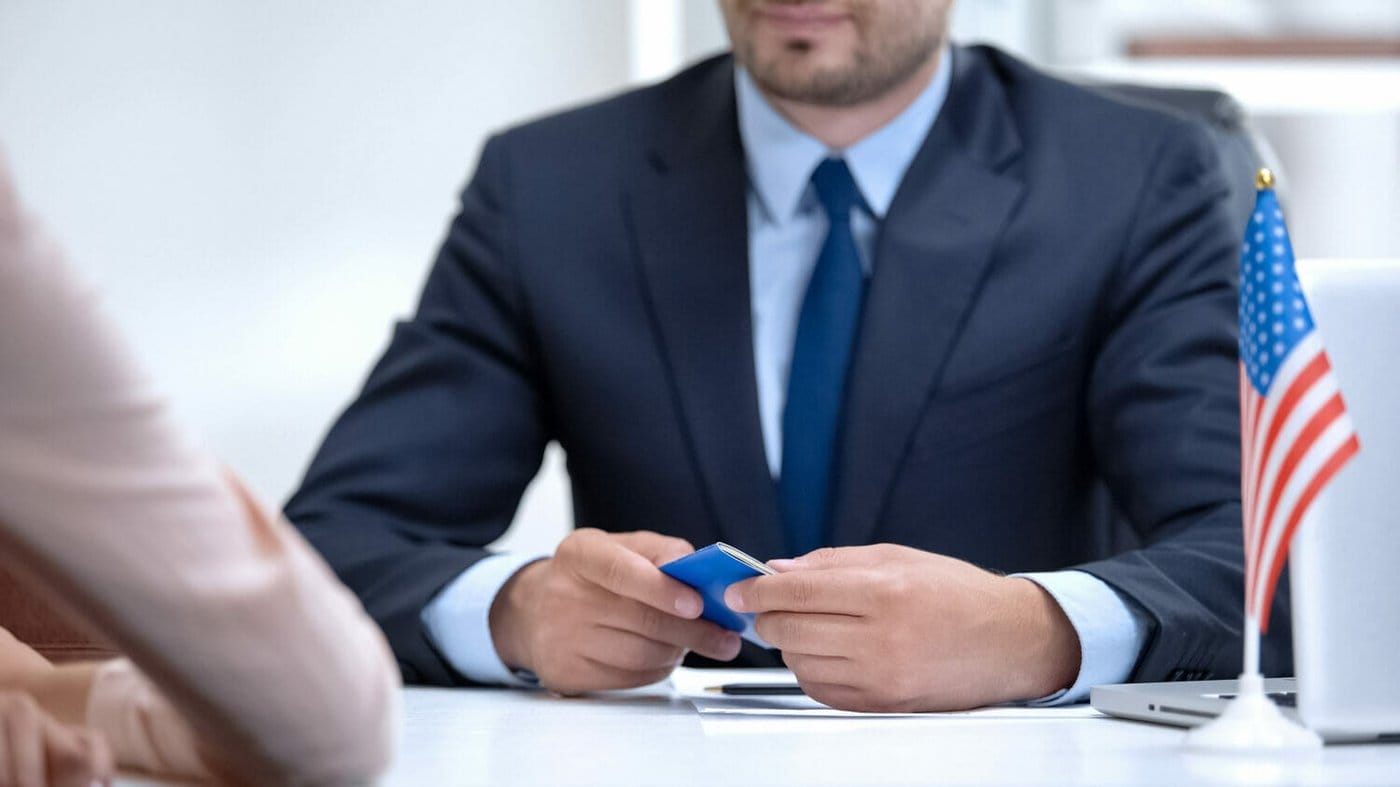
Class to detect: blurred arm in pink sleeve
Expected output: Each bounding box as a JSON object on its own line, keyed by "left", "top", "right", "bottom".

{"left": 0, "top": 152, "right": 399, "bottom": 785}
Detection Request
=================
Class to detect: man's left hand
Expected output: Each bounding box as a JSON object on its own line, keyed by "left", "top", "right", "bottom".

{"left": 724, "top": 544, "right": 1081, "bottom": 712}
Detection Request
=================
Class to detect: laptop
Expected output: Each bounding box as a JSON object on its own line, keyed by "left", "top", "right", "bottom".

{"left": 1091, "top": 258, "right": 1400, "bottom": 743}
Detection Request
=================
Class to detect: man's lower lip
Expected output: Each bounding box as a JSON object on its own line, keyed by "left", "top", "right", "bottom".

{"left": 756, "top": 6, "right": 849, "bottom": 33}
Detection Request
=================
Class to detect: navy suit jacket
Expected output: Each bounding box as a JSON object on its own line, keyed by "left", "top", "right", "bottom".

{"left": 287, "top": 46, "right": 1291, "bottom": 686}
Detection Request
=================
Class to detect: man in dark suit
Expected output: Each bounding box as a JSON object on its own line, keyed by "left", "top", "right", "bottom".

{"left": 287, "top": 0, "right": 1285, "bottom": 712}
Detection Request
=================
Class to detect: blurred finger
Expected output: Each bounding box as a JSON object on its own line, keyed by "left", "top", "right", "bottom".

{"left": 4, "top": 694, "right": 47, "bottom": 787}
{"left": 47, "top": 724, "right": 112, "bottom": 787}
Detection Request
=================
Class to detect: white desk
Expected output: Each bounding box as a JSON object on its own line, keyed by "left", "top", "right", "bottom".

{"left": 116, "top": 682, "right": 1400, "bottom": 786}
{"left": 379, "top": 684, "right": 1397, "bottom": 786}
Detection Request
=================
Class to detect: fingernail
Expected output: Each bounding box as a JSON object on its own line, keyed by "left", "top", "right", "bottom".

{"left": 768, "top": 558, "right": 799, "bottom": 572}
{"left": 675, "top": 595, "right": 702, "bottom": 618}
{"left": 724, "top": 586, "right": 745, "bottom": 611}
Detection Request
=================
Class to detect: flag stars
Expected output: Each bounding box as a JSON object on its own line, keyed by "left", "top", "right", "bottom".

{"left": 1240, "top": 191, "right": 1318, "bottom": 392}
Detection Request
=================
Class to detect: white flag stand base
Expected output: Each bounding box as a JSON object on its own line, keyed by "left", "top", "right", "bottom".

{"left": 1184, "top": 672, "right": 1321, "bottom": 752}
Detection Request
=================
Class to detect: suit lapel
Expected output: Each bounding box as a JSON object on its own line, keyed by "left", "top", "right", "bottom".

{"left": 626, "top": 59, "right": 786, "bottom": 560}
{"left": 830, "top": 48, "right": 1027, "bottom": 547}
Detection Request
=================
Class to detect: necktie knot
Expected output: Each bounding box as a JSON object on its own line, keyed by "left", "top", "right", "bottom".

{"left": 810, "top": 158, "right": 864, "bottom": 222}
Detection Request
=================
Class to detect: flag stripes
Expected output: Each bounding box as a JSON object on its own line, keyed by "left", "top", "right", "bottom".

{"left": 1237, "top": 188, "right": 1359, "bottom": 633}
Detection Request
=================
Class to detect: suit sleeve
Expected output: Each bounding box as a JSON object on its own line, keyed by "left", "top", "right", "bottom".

{"left": 1074, "top": 121, "right": 1292, "bottom": 682}
{"left": 285, "top": 134, "right": 552, "bottom": 686}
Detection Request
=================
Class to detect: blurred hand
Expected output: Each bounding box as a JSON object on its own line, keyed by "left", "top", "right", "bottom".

{"left": 726, "top": 544, "right": 1081, "bottom": 712}
{"left": 0, "top": 691, "right": 113, "bottom": 787}
{"left": 489, "top": 529, "right": 742, "bottom": 694}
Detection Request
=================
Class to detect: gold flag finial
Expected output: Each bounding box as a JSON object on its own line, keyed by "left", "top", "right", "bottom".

{"left": 1255, "top": 168, "right": 1276, "bottom": 190}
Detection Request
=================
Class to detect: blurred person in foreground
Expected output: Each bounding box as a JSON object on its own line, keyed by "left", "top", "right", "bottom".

{"left": 289, "top": 0, "right": 1271, "bottom": 711}
{"left": 0, "top": 153, "right": 400, "bottom": 785}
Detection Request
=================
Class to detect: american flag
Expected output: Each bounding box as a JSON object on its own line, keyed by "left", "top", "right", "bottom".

{"left": 1238, "top": 178, "right": 1359, "bottom": 632}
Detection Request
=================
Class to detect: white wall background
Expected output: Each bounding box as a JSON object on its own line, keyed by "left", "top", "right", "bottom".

{"left": 3, "top": 1, "right": 1397, "bottom": 557}
{"left": 1, "top": 1, "right": 641, "bottom": 553}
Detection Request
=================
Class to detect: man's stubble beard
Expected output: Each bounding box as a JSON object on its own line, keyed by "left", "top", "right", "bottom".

{"left": 737, "top": 18, "right": 943, "bottom": 107}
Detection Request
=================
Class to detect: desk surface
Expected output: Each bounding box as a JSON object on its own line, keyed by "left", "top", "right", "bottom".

{"left": 381, "top": 684, "right": 1398, "bottom": 786}
{"left": 118, "top": 683, "right": 1400, "bottom": 786}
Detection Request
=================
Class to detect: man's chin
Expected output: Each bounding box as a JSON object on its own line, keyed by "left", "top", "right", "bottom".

{"left": 748, "top": 46, "right": 855, "bottom": 90}
{"left": 751, "top": 65, "right": 863, "bottom": 106}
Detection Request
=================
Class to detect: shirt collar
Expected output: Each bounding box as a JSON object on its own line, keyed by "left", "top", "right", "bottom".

{"left": 735, "top": 45, "right": 953, "bottom": 224}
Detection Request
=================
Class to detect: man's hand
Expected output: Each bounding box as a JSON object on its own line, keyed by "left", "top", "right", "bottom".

{"left": 725, "top": 544, "right": 1081, "bottom": 712}
{"left": 489, "top": 529, "right": 742, "bottom": 694}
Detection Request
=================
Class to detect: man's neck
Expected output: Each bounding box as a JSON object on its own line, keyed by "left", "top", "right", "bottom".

{"left": 761, "top": 51, "right": 943, "bottom": 150}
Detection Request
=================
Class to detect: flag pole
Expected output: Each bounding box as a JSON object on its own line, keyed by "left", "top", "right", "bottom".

{"left": 1248, "top": 166, "right": 1282, "bottom": 686}
{"left": 1184, "top": 168, "right": 1322, "bottom": 752}
{"left": 1243, "top": 612, "right": 1260, "bottom": 678}
{"left": 1242, "top": 167, "right": 1271, "bottom": 685}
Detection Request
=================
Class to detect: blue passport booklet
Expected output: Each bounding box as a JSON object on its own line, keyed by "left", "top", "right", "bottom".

{"left": 660, "top": 542, "right": 775, "bottom": 647}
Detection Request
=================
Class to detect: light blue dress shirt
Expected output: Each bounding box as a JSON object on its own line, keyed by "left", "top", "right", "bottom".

{"left": 424, "top": 47, "right": 1149, "bottom": 702}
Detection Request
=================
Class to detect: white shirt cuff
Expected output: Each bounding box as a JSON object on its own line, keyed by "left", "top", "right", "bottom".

{"left": 1014, "top": 570, "right": 1151, "bottom": 705}
{"left": 421, "top": 552, "right": 548, "bottom": 687}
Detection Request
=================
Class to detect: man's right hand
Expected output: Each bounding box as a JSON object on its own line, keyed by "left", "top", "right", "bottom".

{"left": 488, "top": 529, "right": 742, "bottom": 693}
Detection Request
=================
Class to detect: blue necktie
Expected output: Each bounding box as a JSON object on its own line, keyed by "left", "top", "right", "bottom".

{"left": 779, "top": 158, "right": 868, "bottom": 556}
